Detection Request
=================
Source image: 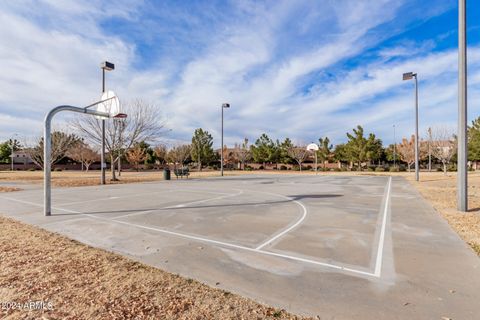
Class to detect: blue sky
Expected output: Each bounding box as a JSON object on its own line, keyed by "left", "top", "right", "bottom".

{"left": 0, "top": 0, "right": 479, "bottom": 148}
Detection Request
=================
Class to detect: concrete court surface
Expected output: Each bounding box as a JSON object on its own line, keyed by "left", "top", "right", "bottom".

{"left": 0, "top": 174, "right": 479, "bottom": 319}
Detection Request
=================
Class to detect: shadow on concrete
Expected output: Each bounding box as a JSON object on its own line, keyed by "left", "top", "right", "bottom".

{"left": 51, "top": 194, "right": 343, "bottom": 216}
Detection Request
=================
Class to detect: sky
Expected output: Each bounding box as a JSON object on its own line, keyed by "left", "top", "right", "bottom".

{"left": 1, "top": 0, "right": 480, "bottom": 148}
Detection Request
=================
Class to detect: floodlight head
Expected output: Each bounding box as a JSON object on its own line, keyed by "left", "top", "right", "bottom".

{"left": 101, "top": 61, "right": 115, "bottom": 71}
{"left": 222, "top": 103, "right": 230, "bottom": 108}
{"left": 402, "top": 72, "right": 416, "bottom": 80}
{"left": 113, "top": 113, "right": 127, "bottom": 119}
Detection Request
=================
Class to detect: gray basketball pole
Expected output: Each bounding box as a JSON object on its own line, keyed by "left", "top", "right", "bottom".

{"left": 414, "top": 74, "right": 419, "bottom": 182}
{"left": 44, "top": 105, "right": 109, "bottom": 216}
{"left": 458, "top": 0, "right": 468, "bottom": 212}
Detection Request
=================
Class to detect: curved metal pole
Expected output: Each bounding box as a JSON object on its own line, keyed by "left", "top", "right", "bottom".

{"left": 44, "top": 105, "right": 109, "bottom": 216}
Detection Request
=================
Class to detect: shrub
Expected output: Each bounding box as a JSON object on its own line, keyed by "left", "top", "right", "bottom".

{"left": 389, "top": 166, "right": 399, "bottom": 172}
{"left": 280, "top": 165, "right": 287, "bottom": 170}
{"left": 375, "top": 167, "right": 385, "bottom": 172}
{"left": 28, "top": 168, "right": 36, "bottom": 171}
{"left": 54, "top": 168, "right": 62, "bottom": 172}
{"left": 259, "top": 165, "right": 264, "bottom": 170}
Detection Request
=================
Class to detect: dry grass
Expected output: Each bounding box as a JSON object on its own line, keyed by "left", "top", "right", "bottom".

{"left": 0, "top": 186, "right": 21, "bottom": 192}
{"left": 405, "top": 172, "right": 480, "bottom": 255}
{"left": 0, "top": 216, "right": 311, "bottom": 320}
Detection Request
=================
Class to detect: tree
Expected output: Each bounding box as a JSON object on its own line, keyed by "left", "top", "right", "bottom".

{"left": 396, "top": 135, "right": 427, "bottom": 172}
{"left": 66, "top": 142, "right": 99, "bottom": 171}
{"left": 287, "top": 143, "right": 308, "bottom": 171}
{"left": 234, "top": 138, "right": 251, "bottom": 170}
{"left": 26, "top": 131, "right": 81, "bottom": 168}
{"left": 430, "top": 127, "right": 457, "bottom": 175}
{"left": 0, "top": 139, "right": 21, "bottom": 163}
{"left": 317, "top": 137, "right": 333, "bottom": 169}
{"left": 468, "top": 117, "right": 480, "bottom": 162}
{"left": 279, "top": 138, "right": 294, "bottom": 164}
{"left": 251, "top": 133, "right": 275, "bottom": 167}
{"left": 191, "top": 128, "right": 214, "bottom": 171}
{"left": 366, "top": 133, "right": 383, "bottom": 164}
{"left": 345, "top": 126, "right": 369, "bottom": 170}
{"left": 344, "top": 126, "right": 383, "bottom": 169}
{"left": 333, "top": 143, "right": 348, "bottom": 164}
{"left": 167, "top": 144, "right": 192, "bottom": 168}
{"left": 153, "top": 144, "right": 168, "bottom": 166}
{"left": 73, "top": 99, "right": 166, "bottom": 181}
{"left": 126, "top": 144, "right": 146, "bottom": 171}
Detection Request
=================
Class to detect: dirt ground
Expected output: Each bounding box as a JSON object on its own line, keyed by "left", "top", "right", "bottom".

{"left": 0, "top": 216, "right": 311, "bottom": 320}
{"left": 404, "top": 172, "right": 480, "bottom": 255}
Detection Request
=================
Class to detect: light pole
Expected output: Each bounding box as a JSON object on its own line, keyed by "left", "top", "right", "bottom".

{"left": 221, "top": 103, "right": 230, "bottom": 176}
{"left": 403, "top": 72, "right": 419, "bottom": 181}
{"left": 428, "top": 127, "right": 432, "bottom": 172}
{"left": 100, "top": 61, "right": 115, "bottom": 184}
{"left": 10, "top": 133, "right": 18, "bottom": 171}
{"left": 393, "top": 125, "right": 396, "bottom": 169}
{"left": 458, "top": 0, "right": 468, "bottom": 211}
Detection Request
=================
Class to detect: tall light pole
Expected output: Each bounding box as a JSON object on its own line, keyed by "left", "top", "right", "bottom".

{"left": 403, "top": 72, "right": 419, "bottom": 181}
{"left": 100, "top": 61, "right": 115, "bottom": 184}
{"left": 221, "top": 103, "right": 230, "bottom": 176}
{"left": 428, "top": 127, "right": 432, "bottom": 172}
{"left": 458, "top": 0, "right": 468, "bottom": 211}
{"left": 10, "top": 133, "right": 18, "bottom": 171}
{"left": 393, "top": 125, "right": 396, "bottom": 168}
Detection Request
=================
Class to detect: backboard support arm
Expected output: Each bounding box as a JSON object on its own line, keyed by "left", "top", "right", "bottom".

{"left": 44, "top": 105, "right": 109, "bottom": 216}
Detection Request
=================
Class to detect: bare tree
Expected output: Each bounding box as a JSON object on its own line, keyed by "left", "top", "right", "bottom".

{"left": 26, "top": 131, "right": 80, "bottom": 168}
{"left": 66, "top": 143, "right": 99, "bottom": 171}
{"left": 396, "top": 135, "right": 427, "bottom": 172}
{"left": 72, "top": 99, "right": 166, "bottom": 181}
{"left": 234, "top": 138, "right": 251, "bottom": 170}
{"left": 126, "top": 145, "right": 146, "bottom": 171}
{"left": 167, "top": 144, "right": 191, "bottom": 169}
{"left": 287, "top": 144, "right": 308, "bottom": 171}
{"left": 430, "top": 127, "right": 457, "bottom": 175}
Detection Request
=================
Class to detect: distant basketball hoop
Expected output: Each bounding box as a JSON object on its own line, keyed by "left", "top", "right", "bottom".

{"left": 306, "top": 143, "right": 319, "bottom": 174}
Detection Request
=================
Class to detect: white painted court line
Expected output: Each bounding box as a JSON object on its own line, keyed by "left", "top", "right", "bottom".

{"left": 0, "top": 193, "right": 376, "bottom": 278}
{"left": 111, "top": 190, "right": 244, "bottom": 220}
{"left": 254, "top": 195, "right": 307, "bottom": 250}
{"left": 90, "top": 214, "right": 376, "bottom": 278}
{"left": 373, "top": 176, "right": 392, "bottom": 277}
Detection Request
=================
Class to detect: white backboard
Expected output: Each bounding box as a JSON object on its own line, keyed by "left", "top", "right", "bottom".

{"left": 95, "top": 90, "right": 120, "bottom": 119}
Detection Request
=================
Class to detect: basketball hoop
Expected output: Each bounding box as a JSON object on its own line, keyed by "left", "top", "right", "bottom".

{"left": 95, "top": 90, "right": 123, "bottom": 119}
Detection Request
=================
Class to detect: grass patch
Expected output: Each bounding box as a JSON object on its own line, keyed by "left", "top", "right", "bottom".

{"left": 0, "top": 216, "right": 310, "bottom": 319}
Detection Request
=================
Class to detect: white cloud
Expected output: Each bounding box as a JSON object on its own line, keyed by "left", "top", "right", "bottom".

{"left": 1, "top": 0, "right": 477, "bottom": 151}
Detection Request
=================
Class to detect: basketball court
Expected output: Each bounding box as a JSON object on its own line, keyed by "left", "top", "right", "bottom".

{"left": 1, "top": 174, "right": 479, "bottom": 319}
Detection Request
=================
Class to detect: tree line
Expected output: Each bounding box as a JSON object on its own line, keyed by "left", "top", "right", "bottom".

{"left": 2, "top": 114, "right": 480, "bottom": 176}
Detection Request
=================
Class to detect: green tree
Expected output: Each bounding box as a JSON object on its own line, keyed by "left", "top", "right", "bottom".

{"left": 344, "top": 126, "right": 382, "bottom": 170}
{"left": 366, "top": 133, "right": 383, "bottom": 164}
{"left": 251, "top": 133, "right": 275, "bottom": 167}
{"left": 468, "top": 117, "right": 480, "bottom": 162}
{"left": 137, "top": 141, "right": 155, "bottom": 165}
{"left": 279, "top": 138, "right": 294, "bottom": 164}
{"left": 191, "top": 128, "right": 214, "bottom": 171}
{"left": 345, "top": 126, "right": 369, "bottom": 169}
{"left": 333, "top": 143, "right": 348, "bottom": 164}
{"left": 317, "top": 137, "right": 333, "bottom": 169}
{"left": 0, "top": 139, "right": 21, "bottom": 163}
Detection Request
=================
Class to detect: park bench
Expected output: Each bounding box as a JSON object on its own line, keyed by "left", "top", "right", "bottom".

{"left": 173, "top": 167, "right": 190, "bottom": 179}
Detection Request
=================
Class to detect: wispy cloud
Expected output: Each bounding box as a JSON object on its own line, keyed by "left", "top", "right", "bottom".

{"left": 0, "top": 0, "right": 478, "bottom": 149}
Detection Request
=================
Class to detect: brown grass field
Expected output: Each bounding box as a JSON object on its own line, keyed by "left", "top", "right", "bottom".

{"left": 0, "top": 216, "right": 309, "bottom": 320}
{"left": 0, "top": 169, "right": 478, "bottom": 319}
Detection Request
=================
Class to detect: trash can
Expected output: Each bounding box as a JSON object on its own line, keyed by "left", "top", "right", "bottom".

{"left": 163, "top": 168, "right": 171, "bottom": 180}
